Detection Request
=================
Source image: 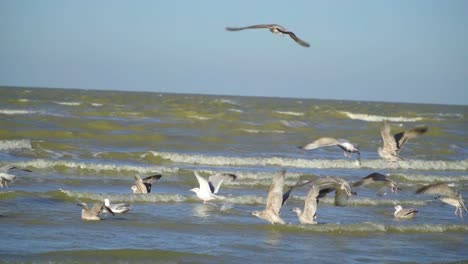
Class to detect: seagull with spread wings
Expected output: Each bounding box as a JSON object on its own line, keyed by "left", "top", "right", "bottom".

{"left": 0, "top": 164, "right": 32, "bottom": 188}
{"left": 252, "top": 169, "right": 287, "bottom": 224}
{"left": 190, "top": 171, "right": 236, "bottom": 203}
{"left": 226, "top": 24, "right": 310, "bottom": 47}
{"left": 415, "top": 182, "right": 466, "bottom": 218}
{"left": 131, "top": 174, "right": 162, "bottom": 194}
{"left": 352, "top": 172, "right": 401, "bottom": 196}
{"left": 378, "top": 122, "right": 428, "bottom": 162}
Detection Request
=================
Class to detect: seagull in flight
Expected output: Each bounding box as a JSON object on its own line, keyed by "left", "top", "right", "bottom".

{"left": 0, "top": 164, "right": 32, "bottom": 188}
{"left": 225, "top": 24, "right": 310, "bottom": 48}
{"left": 299, "top": 137, "right": 360, "bottom": 164}
{"left": 415, "top": 182, "right": 466, "bottom": 218}
{"left": 378, "top": 122, "right": 428, "bottom": 162}
{"left": 252, "top": 169, "right": 287, "bottom": 224}
{"left": 131, "top": 174, "right": 162, "bottom": 194}
{"left": 190, "top": 171, "right": 236, "bottom": 203}
{"left": 352, "top": 172, "right": 401, "bottom": 196}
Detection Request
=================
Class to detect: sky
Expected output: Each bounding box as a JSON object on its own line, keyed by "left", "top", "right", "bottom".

{"left": 0, "top": 0, "right": 467, "bottom": 105}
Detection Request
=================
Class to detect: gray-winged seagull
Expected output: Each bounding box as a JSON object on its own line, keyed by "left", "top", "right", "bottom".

{"left": 353, "top": 172, "right": 401, "bottom": 196}
{"left": 225, "top": 24, "right": 310, "bottom": 47}
{"left": 0, "top": 164, "right": 31, "bottom": 188}
{"left": 416, "top": 182, "right": 466, "bottom": 218}
{"left": 299, "top": 137, "right": 360, "bottom": 164}
{"left": 77, "top": 202, "right": 114, "bottom": 221}
{"left": 292, "top": 184, "right": 320, "bottom": 224}
{"left": 131, "top": 174, "right": 162, "bottom": 194}
{"left": 378, "top": 122, "right": 428, "bottom": 162}
{"left": 394, "top": 205, "right": 418, "bottom": 219}
{"left": 103, "top": 198, "right": 131, "bottom": 214}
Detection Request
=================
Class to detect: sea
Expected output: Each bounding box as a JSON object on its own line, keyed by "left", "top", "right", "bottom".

{"left": 0, "top": 86, "right": 467, "bottom": 263}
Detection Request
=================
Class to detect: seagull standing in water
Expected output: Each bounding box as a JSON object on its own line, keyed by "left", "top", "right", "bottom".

{"left": 252, "top": 169, "right": 287, "bottom": 224}
{"left": 394, "top": 205, "right": 418, "bottom": 219}
{"left": 225, "top": 24, "right": 310, "bottom": 47}
{"left": 416, "top": 183, "right": 466, "bottom": 218}
{"left": 378, "top": 122, "right": 428, "bottom": 162}
{"left": 190, "top": 172, "right": 236, "bottom": 203}
{"left": 131, "top": 174, "right": 162, "bottom": 194}
{"left": 299, "top": 137, "right": 360, "bottom": 164}
{"left": 0, "top": 164, "right": 32, "bottom": 188}
{"left": 352, "top": 172, "right": 401, "bottom": 196}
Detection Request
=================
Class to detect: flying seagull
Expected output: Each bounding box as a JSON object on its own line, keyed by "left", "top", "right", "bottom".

{"left": 190, "top": 172, "right": 236, "bottom": 203}
{"left": 131, "top": 174, "right": 162, "bottom": 194}
{"left": 252, "top": 169, "right": 287, "bottom": 224}
{"left": 0, "top": 164, "right": 32, "bottom": 188}
{"left": 225, "top": 24, "right": 310, "bottom": 47}
{"left": 313, "top": 176, "right": 357, "bottom": 206}
{"left": 292, "top": 184, "right": 320, "bottom": 224}
{"left": 352, "top": 172, "right": 401, "bottom": 196}
{"left": 394, "top": 205, "right": 418, "bottom": 219}
{"left": 299, "top": 137, "right": 360, "bottom": 164}
{"left": 378, "top": 122, "right": 428, "bottom": 162}
{"left": 77, "top": 202, "right": 114, "bottom": 221}
{"left": 415, "top": 182, "right": 466, "bottom": 218}
{"left": 103, "top": 198, "right": 131, "bottom": 214}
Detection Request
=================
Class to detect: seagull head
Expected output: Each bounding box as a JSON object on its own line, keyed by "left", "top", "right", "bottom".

{"left": 131, "top": 185, "right": 138, "bottom": 193}
{"left": 190, "top": 187, "right": 199, "bottom": 194}
{"left": 104, "top": 198, "right": 110, "bottom": 207}
{"left": 251, "top": 211, "right": 261, "bottom": 217}
{"left": 394, "top": 205, "right": 403, "bottom": 212}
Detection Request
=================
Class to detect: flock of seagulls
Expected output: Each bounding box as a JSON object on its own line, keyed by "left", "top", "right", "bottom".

{"left": 0, "top": 119, "right": 465, "bottom": 223}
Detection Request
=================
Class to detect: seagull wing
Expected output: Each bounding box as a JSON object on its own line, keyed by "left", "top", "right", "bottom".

{"left": 194, "top": 172, "right": 212, "bottom": 195}
{"left": 381, "top": 122, "right": 398, "bottom": 154}
{"left": 208, "top": 173, "right": 236, "bottom": 194}
{"left": 303, "top": 184, "right": 320, "bottom": 217}
{"left": 141, "top": 174, "right": 162, "bottom": 193}
{"left": 415, "top": 182, "right": 458, "bottom": 197}
{"left": 394, "top": 126, "right": 428, "bottom": 151}
{"left": 265, "top": 170, "right": 286, "bottom": 215}
{"left": 282, "top": 179, "right": 313, "bottom": 206}
{"left": 225, "top": 24, "right": 278, "bottom": 31}
{"left": 299, "top": 137, "right": 339, "bottom": 150}
{"left": 134, "top": 175, "right": 148, "bottom": 194}
{"left": 353, "top": 172, "right": 387, "bottom": 187}
{"left": 282, "top": 31, "right": 310, "bottom": 47}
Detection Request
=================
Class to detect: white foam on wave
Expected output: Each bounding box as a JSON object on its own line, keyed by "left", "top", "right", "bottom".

{"left": 189, "top": 115, "right": 211, "bottom": 120}
{"left": 59, "top": 189, "right": 188, "bottom": 203}
{"left": 0, "top": 109, "right": 38, "bottom": 115}
{"left": 280, "top": 120, "right": 308, "bottom": 128}
{"left": 11, "top": 159, "right": 179, "bottom": 174}
{"left": 54, "top": 101, "right": 81, "bottom": 106}
{"left": 340, "top": 111, "right": 423, "bottom": 122}
{"left": 295, "top": 222, "right": 468, "bottom": 233}
{"left": 0, "top": 139, "right": 32, "bottom": 150}
{"left": 147, "top": 151, "right": 468, "bottom": 171}
{"left": 228, "top": 108, "right": 243, "bottom": 113}
{"left": 91, "top": 103, "right": 103, "bottom": 107}
{"left": 275, "top": 111, "right": 305, "bottom": 116}
{"left": 240, "top": 129, "right": 285, "bottom": 134}
{"left": 392, "top": 173, "right": 468, "bottom": 183}
{"left": 18, "top": 99, "right": 30, "bottom": 103}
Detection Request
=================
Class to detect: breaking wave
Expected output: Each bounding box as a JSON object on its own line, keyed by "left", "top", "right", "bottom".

{"left": 0, "top": 109, "right": 39, "bottom": 115}
{"left": 0, "top": 139, "right": 32, "bottom": 151}
{"left": 275, "top": 111, "right": 305, "bottom": 116}
{"left": 339, "top": 111, "right": 424, "bottom": 122}
{"left": 146, "top": 151, "right": 468, "bottom": 171}
{"left": 53, "top": 101, "right": 81, "bottom": 106}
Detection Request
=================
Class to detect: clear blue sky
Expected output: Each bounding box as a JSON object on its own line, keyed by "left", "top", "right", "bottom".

{"left": 1, "top": 0, "right": 467, "bottom": 105}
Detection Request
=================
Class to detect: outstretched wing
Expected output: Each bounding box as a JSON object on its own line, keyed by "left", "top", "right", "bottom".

{"left": 415, "top": 182, "right": 458, "bottom": 197}
{"left": 303, "top": 184, "right": 320, "bottom": 217}
{"left": 265, "top": 170, "right": 286, "bottom": 215}
{"left": 353, "top": 172, "right": 387, "bottom": 187}
{"left": 194, "top": 172, "right": 212, "bottom": 195}
{"left": 381, "top": 122, "right": 398, "bottom": 154}
{"left": 394, "top": 126, "right": 428, "bottom": 151}
{"left": 299, "top": 137, "right": 339, "bottom": 150}
{"left": 208, "top": 173, "right": 236, "bottom": 194}
{"left": 282, "top": 179, "right": 313, "bottom": 206}
{"left": 141, "top": 174, "right": 162, "bottom": 193}
{"left": 225, "top": 24, "right": 278, "bottom": 31}
{"left": 283, "top": 31, "right": 310, "bottom": 47}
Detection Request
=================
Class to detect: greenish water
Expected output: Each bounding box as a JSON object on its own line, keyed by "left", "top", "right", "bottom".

{"left": 0, "top": 86, "right": 467, "bottom": 263}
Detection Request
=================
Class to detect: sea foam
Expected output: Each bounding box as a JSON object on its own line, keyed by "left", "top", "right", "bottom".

{"left": 340, "top": 111, "right": 424, "bottom": 122}
{"left": 0, "top": 139, "right": 32, "bottom": 151}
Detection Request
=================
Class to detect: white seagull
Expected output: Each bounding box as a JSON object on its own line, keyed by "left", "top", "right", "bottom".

{"left": 190, "top": 172, "right": 236, "bottom": 203}
{"left": 416, "top": 183, "right": 466, "bottom": 218}
{"left": 378, "top": 122, "right": 428, "bottom": 162}
{"left": 292, "top": 184, "right": 320, "bottom": 224}
{"left": 352, "top": 172, "right": 401, "bottom": 196}
{"left": 394, "top": 205, "right": 418, "bottom": 219}
{"left": 0, "top": 164, "right": 32, "bottom": 188}
{"left": 76, "top": 202, "right": 114, "bottom": 221}
{"left": 131, "top": 174, "right": 162, "bottom": 194}
{"left": 252, "top": 169, "right": 287, "bottom": 224}
{"left": 225, "top": 24, "right": 310, "bottom": 47}
{"left": 103, "top": 198, "right": 131, "bottom": 214}
{"left": 299, "top": 137, "right": 360, "bottom": 163}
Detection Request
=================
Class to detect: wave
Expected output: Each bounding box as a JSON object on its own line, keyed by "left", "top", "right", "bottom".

{"left": 146, "top": 151, "right": 468, "bottom": 171}
{"left": 11, "top": 159, "right": 179, "bottom": 174}
{"left": 240, "top": 129, "right": 286, "bottom": 134}
{"left": 287, "top": 222, "right": 468, "bottom": 234}
{"left": 0, "top": 139, "right": 32, "bottom": 150}
{"left": 339, "top": 111, "right": 424, "bottom": 122}
{"left": 275, "top": 111, "right": 305, "bottom": 116}
{"left": 53, "top": 101, "right": 81, "bottom": 106}
{"left": 392, "top": 173, "right": 468, "bottom": 183}
{"left": 57, "top": 189, "right": 189, "bottom": 203}
{"left": 91, "top": 103, "right": 103, "bottom": 107}
{"left": 280, "top": 120, "right": 308, "bottom": 128}
{"left": 0, "top": 109, "right": 39, "bottom": 115}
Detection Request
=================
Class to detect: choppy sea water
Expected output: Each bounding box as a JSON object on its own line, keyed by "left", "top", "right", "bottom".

{"left": 0, "top": 86, "right": 467, "bottom": 263}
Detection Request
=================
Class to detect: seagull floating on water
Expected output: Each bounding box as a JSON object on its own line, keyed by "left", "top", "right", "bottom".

{"left": 394, "top": 205, "right": 418, "bottom": 219}
{"left": 299, "top": 137, "right": 360, "bottom": 164}
{"left": 103, "top": 198, "right": 131, "bottom": 214}
{"left": 225, "top": 24, "right": 310, "bottom": 47}
{"left": 353, "top": 172, "right": 401, "bottom": 196}
{"left": 292, "top": 184, "right": 320, "bottom": 224}
{"left": 131, "top": 174, "right": 162, "bottom": 194}
{"left": 378, "top": 122, "right": 428, "bottom": 162}
{"left": 0, "top": 164, "right": 32, "bottom": 188}
{"left": 190, "top": 172, "right": 236, "bottom": 203}
{"left": 76, "top": 202, "right": 114, "bottom": 221}
{"left": 252, "top": 169, "right": 287, "bottom": 224}
{"left": 416, "top": 183, "right": 466, "bottom": 218}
